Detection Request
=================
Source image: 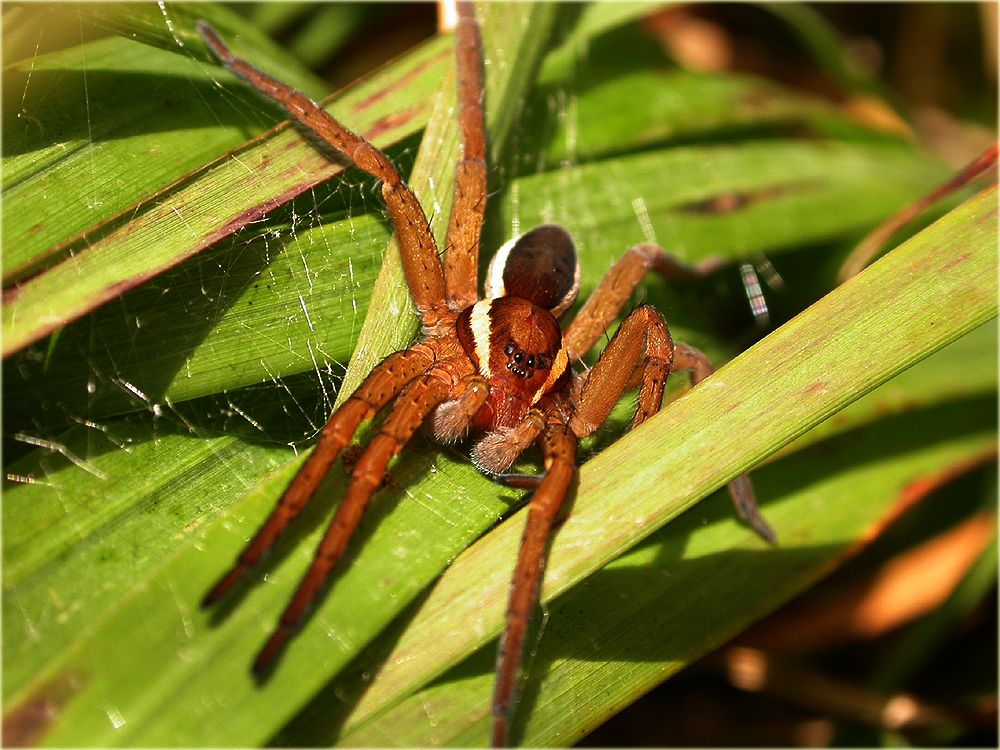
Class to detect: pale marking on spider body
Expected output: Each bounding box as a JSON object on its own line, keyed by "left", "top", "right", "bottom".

{"left": 484, "top": 234, "right": 518, "bottom": 299}
{"left": 469, "top": 299, "right": 493, "bottom": 377}
{"left": 532, "top": 347, "right": 568, "bottom": 405}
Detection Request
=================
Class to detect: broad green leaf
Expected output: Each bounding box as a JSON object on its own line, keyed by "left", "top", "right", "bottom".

{"left": 2, "top": 2, "right": 327, "bottom": 279}
{"left": 1, "top": 17, "right": 452, "bottom": 355}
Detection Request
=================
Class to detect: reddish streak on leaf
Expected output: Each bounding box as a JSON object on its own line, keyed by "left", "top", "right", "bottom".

{"left": 352, "top": 47, "right": 450, "bottom": 113}
{"left": 938, "top": 252, "right": 971, "bottom": 274}
{"left": 365, "top": 107, "right": 421, "bottom": 141}
{"left": 257, "top": 153, "right": 275, "bottom": 172}
{"left": 2, "top": 670, "right": 85, "bottom": 746}
{"left": 738, "top": 87, "right": 781, "bottom": 110}
{"left": 675, "top": 180, "right": 820, "bottom": 215}
{"left": 2, "top": 284, "right": 23, "bottom": 305}
{"left": 803, "top": 382, "right": 829, "bottom": 395}
{"left": 207, "top": 181, "right": 327, "bottom": 244}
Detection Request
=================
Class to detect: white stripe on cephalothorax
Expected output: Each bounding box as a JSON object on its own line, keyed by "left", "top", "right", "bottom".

{"left": 484, "top": 234, "right": 519, "bottom": 299}
{"left": 470, "top": 300, "right": 494, "bottom": 378}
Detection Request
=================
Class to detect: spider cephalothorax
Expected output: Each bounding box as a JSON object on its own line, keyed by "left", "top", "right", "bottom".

{"left": 454, "top": 226, "right": 576, "bottom": 435}
{"left": 199, "top": 8, "right": 773, "bottom": 746}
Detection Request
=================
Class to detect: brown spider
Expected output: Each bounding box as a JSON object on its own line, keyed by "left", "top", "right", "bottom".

{"left": 198, "top": 7, "right": 773, "bottom": 746}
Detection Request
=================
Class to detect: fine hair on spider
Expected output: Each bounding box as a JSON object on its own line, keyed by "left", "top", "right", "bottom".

{"left": 198, "top": 7, "right": 775, "bottom": 746}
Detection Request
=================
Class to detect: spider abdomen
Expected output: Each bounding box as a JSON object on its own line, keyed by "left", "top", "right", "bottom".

{"left": 485, "top": 225, "right": 581, "bottom": 317}
{"left": 456, "top": 297, "right": 569, "bottom": 429}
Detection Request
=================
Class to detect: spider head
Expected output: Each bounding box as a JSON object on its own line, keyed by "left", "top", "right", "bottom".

{"left": 455, "top": 225, "right": 580, "bottom": 428}
{"left": 485, "top": 225, "right": 580, "bottom": 318}
{"left": 457, "top": 296, "right": 569, "bottom": 428}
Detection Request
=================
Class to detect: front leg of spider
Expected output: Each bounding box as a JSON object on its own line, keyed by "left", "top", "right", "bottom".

{"left": 484, "top": 228, "right": 775, "bottom": 746}
{"left": 196, "top": 9, "right": 486, "bottom": 673}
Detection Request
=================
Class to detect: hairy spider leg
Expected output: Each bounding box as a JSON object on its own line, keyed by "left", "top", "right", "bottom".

{"left": 673, "top": 343, "right": 776, "bottom": 543}
{"left": 570, "top": 305, "right": 674, "bottom": 436}
{"left": 562, "top": 242, "right": 698, "bottom": 361}
{"left": 492, "top": 424, "right": 577, "bottom": 748}
{"left": 561, "top": 243, "right": 774, "bottom": 544}
{"left": 197, "top": 23, "right": 449, "bottom": 326}
{"left": 254, "top": 373, "right": 450, "bottom": 673}
{"left": 471, "top": 408, "right": 547, "bottom": 478}
{"left": 492, "top": 312, "right": 673, "bottom": 747}
{"left": 432, "top": 374, "right": 491, "bottom": 443}
{"left": 202, "top": 348, "right": 433, "bottom": 607}
{"left": 443, "top": 3, "right": 488, "bottom": 310}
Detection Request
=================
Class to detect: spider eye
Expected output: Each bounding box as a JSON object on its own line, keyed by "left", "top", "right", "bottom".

{"left": 485, "top": 225, "right": 581, "bottom": 318}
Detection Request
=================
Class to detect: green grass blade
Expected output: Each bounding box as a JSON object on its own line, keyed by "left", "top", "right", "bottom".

{"left": 2, "top": 20, "right": 450, "bottom": 356}
{"left": 2, "top": 3, "right": 327, "bottom": 278}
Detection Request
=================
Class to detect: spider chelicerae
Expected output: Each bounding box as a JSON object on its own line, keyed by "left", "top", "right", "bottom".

{"left": 198, "top": 6, "right": 774, "bottom": 746}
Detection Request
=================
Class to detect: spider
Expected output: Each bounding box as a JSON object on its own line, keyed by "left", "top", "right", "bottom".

{"left": 198, "top": 7, "right": 774, "bottom": 746}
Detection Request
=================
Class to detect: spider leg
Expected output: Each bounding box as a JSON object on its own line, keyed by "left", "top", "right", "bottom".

{"left": 492, "top": 424, "right": 577, "bottom": 747}
{"left": 562, "top": 242, "right": 711, "bottom": 362}
{"left": 673, "top": 343, "right": 775, "bottom": 544}
{"left": 202, "top": 348, "right": 433, "bottom": 607}
{"left": 443, "top": 3, "right": 488, "bottom": 310}
{"left": 253, "top": 373, "right": 450, "bottom": 674}
{"left": 569, "top": 305, "right": 673, "bottom": 437}
{"left": 471, "top": 408, "right": 546, "bottom": 476}
{"left": 565, "top": 250, "right": 775, "bottom": 543}
{"left": 197, "top": 24, "right": 449, "bottom": 325}
{"left": 431, "top": 374, "right": 490, "bottom": 443}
